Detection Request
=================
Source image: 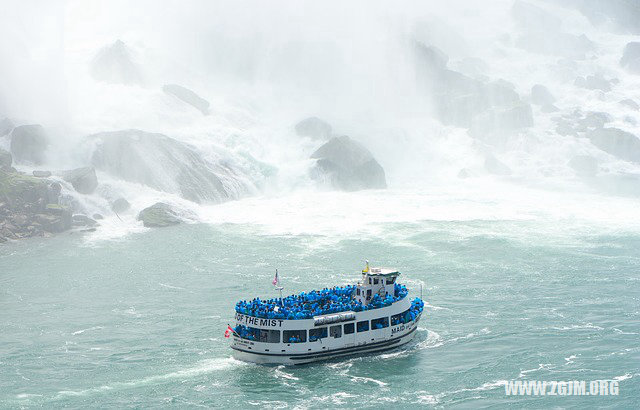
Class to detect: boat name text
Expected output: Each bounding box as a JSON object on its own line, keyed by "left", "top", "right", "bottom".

{"left": 235, "top": 313, "right": 284, "bottom": 328}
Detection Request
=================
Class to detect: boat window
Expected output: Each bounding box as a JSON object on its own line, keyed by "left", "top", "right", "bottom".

{"left": 357, "top": 320, "right": 369, "bottom": 332}
{"left": 330, "top": 325, "right": 342, "bottom": 338}
{"left": 283, "top": 330, "right": 306, "bottom": 343}
{"left": 373, "top": 278, "right": 379, "bottom": 284}
{"left": 344, "top": 323, "right": 355, "bottom": 334}
{"left": 391, "top": 313, "right": 402, "bottom": 326}
{"left": 356, "top": 288, "right": 361, "bottom": 295}
{"left": 235, "top": 325, "right": 261, "bottom": 341}
{"left": 309, "top": 327, "right": 328, "bottom": 342}
{"left": 371, "top": 317, "right": 389, "bottom": 329}
{"left": 366, "top": 289, "right": 372, "bottom": 297}
{"left": 386, "top": 277, "right": 396, "bottom": 284}
{"left": 368, "top": 277, "right": 372, "bottom": 284}
{"left": 258, "top": 329, "right": 281, "bottom": 343}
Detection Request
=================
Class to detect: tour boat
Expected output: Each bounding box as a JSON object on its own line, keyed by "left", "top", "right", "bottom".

{"left": 227, "top": 263, "right": 425, "bottom": 365}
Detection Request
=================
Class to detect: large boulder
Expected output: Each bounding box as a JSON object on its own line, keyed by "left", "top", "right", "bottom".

{"left": 162, "top": 84, "right": 210, "bottom": 115}
{"left": 90, "top": 40, "right": 142, "bottom": 85}
{"left": 0, "top": 169, "right": 50, "bottom": 211}
{"left": 512, "top": 2, "right": 593, "bottom": 59}
{"left": 586, "top": 128, "right": 640, "bottom": 163}
{"left": 0, "top": 118, "right": 13, "bottom": 137}
{"left": 574, "top": 75, "right": 612, "bottom": 92}
{"left": 620, "top": 99, "right": 639, "bottom": 111}
{"left": 414, "top": 42, "right": 532, "bottom": 137}
{"left": 88, "top": 129, "right": 249, "bottom": 203}
{"left": 110, "top": 197, "right": 130, "bottom": 213}
{"left": 531, "top": 84, "right": 556, "bottom": 106}
{"left": 10, "top": 124, "right": 48, "bottom": 165}
{"left": 0, "top": 149, "right": 12, "bottom": 168}
{"left": 61, "top": 167, "right": 98, "bottom": 194}
{"left": 41, "top": 204, "right": 72, "bottom": 233}
{"left": 310, "top": 136, "right": 386, "bottom": 191}
{"left": 295, "top": 117, "right": 333, "bottom": 140}
{"left": 572, "top": 0, "right": 640, "bottom": 35}
{"left": 137, "top": 202, "right": 182, "bottom": 228}
{"left": 620, "top": 42, "right": 640, "bottom": 74}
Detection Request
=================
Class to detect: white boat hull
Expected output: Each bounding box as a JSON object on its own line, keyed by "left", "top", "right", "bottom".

{"left": 232, "top": 324, "right": 420, "bottom": 365}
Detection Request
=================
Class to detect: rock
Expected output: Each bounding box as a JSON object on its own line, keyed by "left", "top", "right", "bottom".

{"left": 511, "top": 3, "right": 593, "bottom": 59}
{"left": 47, "top": 182, "right": 61, "bottom": 204}
{"left": 484, "top": 154, "right": 512, "bottom": 176}
{"left": 32, "top": 170, "right": 52, "bottom": 178}
{"left": 457, "top": 168, "right": 476, "bottom": 179}
{"left": 92, "top": 213, "right": 104, "bottom": 220}
{"left": 61, "top": 167, "right": 98, "bottom": 194}
{"left": 0, "top": 118, "right": 13, "bottom": 137}
{"left": 531, "top": 84, "right": 556, "bottom": 106}
{"left": 72, "top": 214, "right": 97, "bottom": 227}
{"left": 39, "top": 206, "right": 72, "bottom": 233}
{"left": 571, "top": 0, "right": 640, "bottom": 35}
{"left": 541, "top": 104, "right": 560, "bottom": 113}
{"left": 295, "top": 117, "right": 333, "bottom": 140}
{"left": 0, "top": 169, "right": 48, "bottom": 210}
{"left": 162, "top": 84, "right": 210, "bottom": 115}
{"left": 11, "top": 213, "right": 30, "bottom": 227}
{"left": 568, "top": 155, "right": 598, "bottom": 177}
{"left": 310, "top": 136, "right": 387, "bottom": 191}
{"left": 90, "top": 40, "right": 142, "bottom": 85}
{"left": 110, "top": 197, "right": 130, "bottom": 213}
{"left": 414, "top": 43, "right": 449, "bottom": 74}
{"left": 621, "top": 42, "right": 640, "bottom": 74}
{"left": 620, "top": 99, "right": 639, "bottom": 110}
{"left": 137, "top": 202, "right": 182, "bottom": 228}
{"left": 0, "top": 148, "right": 11, "bottom": 168}
{"left": 586, "top": 128, "right": 640, "bottom": 163}
{"left": 575, "top": 75, "right": 611, "bottom": 92}
{"left": 88, "top": 129, "right": 250, "bottom": 203}
{"left": 9, "top": 124, "right": 48, "bottom": 165}
{"left": 577, "top": 112, "right": 612, "bottom": 131}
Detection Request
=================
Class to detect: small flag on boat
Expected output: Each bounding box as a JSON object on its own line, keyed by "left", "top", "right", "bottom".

{"left": 272, "top": 269, "right": 279, "bottom": 286}
{"left": 224, "top": 325, "right": 233, "bottom": 338}
{"left": 362, "top": 260, "right": 370, "bottom": 273}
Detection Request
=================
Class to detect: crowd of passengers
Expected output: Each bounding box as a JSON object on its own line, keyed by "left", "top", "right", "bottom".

{"left": 234, "top": 283, "right": 409, "bottom": 320}
{"left": 233, "top": 297, "right": 425, "bottom": 343}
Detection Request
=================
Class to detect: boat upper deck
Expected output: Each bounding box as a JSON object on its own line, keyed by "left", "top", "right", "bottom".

{"left": 235, "top": 283, "right": 409, "bottom": 320}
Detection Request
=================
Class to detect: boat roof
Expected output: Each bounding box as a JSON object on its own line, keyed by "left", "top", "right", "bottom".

{"left": 365, "top": 267, "right": 400, "bottom": 277}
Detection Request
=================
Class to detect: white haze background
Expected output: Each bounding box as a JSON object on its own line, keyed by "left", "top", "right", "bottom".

{"left": 1, "top": 0, "right": 639, "bottom": 240}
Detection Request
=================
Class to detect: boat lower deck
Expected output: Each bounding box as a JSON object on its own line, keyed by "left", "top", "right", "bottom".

{"left": 232, "top": 324, "right": 420, "bottom": 365}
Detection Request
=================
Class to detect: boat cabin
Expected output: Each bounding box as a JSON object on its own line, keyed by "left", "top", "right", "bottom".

{"left": 355, "top": 267, "right": 400, "bottom": 305}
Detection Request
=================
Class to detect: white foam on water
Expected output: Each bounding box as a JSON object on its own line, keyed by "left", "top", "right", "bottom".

{"left": 158, "top": 283, "right": 186, "bottom": 291}
{"left": 71, "top": 326, "right": 104, "bottom": 335}
{"left": 519, "top": 363, "right": 555, "bottom": 378}
{"left": 273, "top": 366, "right": 300, "bottom": 381}
{"left": 53, "top": 357, "right": 244, "bottom": 400}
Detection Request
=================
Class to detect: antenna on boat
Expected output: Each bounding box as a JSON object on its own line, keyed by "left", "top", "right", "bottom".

{"left": 420, "top": 282, "right": 423, "bottom": 300}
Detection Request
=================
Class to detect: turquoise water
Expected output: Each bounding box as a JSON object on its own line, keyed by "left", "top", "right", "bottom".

{"left": 1, "top": 220, "right": 639, "bottom": 408}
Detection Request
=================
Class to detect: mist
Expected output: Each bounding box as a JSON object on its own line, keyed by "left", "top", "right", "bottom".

{"left": 1, "top": 0, "right": 640, "bottom": 239}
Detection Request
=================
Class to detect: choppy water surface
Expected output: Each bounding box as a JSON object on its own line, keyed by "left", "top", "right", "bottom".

{"left": 1, "top": 213, "right": 639, "bottom": 408}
